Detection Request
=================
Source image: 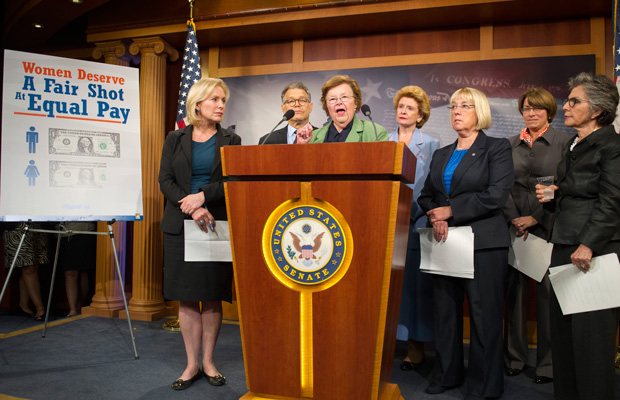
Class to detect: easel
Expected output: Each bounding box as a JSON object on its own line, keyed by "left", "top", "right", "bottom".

{"left": 0, "top": 219, "right": 139, "bottom": 359}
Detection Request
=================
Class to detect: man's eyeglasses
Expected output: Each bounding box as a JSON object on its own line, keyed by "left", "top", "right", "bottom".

{"left": 284, "top": 98, "right": 309, "bottom": 107}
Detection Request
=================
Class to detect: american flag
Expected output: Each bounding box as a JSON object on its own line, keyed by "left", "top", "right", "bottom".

{"left": 614, "top": 0, "right": 620, "bottom": 131}
{"left": 176, "top": 21, "right": 202, "bottom": 130}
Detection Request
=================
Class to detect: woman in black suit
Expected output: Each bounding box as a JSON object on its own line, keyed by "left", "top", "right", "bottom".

{"left": 537, "top": 72, "right": 620, "bottom": 400}
{"left": 418, "top": 87, "right": 513, "bottom": 400}
{"left": 159, "top": 77, "right": 241, "bottom": 390}
{"left": 503, "top": 88, "right": 574, "bottom": 384}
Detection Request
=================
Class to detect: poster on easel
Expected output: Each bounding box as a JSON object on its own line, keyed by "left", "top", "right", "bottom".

{"left": 1, "top": 49, "right": 143, "bottom": 221}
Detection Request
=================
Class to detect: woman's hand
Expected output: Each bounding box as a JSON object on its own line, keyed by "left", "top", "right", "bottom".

{"left": 571, "top": 244, "right": 593, "bottom": 273}
{"left": 515, "top": 228, "right": 529, "bottom": 241}
{"left": 535, "top": 184, "right": 558, "bottom": 203}
{"left": 296, "top": 124, "right": 313, "bottom": 144}
{"left": 512, "top": 216, "right": 537, "bottom": 230}
{"left": 178, "top": 192, "right": 205, "bottom": 215}
{"left": 432, "top": 221, "right": 449, "bottom": 242}
{"left": 427, "top": 206, "right": 453, "bottom": 223}
{"left": 191, "top": 207, "right": 215, "bottom": 233}
{"left": 512, "top": 216, "right": 537, "bottom": 240}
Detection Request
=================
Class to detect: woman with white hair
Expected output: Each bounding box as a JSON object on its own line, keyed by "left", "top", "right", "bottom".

{"left": 537, "top": 72, "right": 620, "bottom": 400}
{"left": 418, "top": 87, "right": 513, "bottom": 400}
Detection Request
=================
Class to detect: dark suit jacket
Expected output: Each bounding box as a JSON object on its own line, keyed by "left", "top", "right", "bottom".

{"left": 550, "top": 125, "right": 620, "bottom": 252}
{"left": 418, "top": 131, "right": 514, "bottom": 250}
{"left": 159, "top": 124, "right": 242, "bottom": 234}
{"left": 258, "top": 124, "right": 318, "bottom": 145}
{"left": 503, "top": 127, "right": 574, "bottom": 240}
{"left": 258, "top": 126, "right": 287, "bottom": 145}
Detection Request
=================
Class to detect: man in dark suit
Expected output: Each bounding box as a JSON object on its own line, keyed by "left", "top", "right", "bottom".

{"left": 259, "top": 81, "right": 314, "bottom": 144}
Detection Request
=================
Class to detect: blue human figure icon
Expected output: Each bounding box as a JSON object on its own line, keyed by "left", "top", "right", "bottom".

{"left": 26, "top": 126, "right": 38, "bottom": 154}
{"left": 24, "top": 160, "right": 40, "bottom": 186}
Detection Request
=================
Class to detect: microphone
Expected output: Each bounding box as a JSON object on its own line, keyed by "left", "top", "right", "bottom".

{"left": 361, "top": 104, "right": 378, "bottom": 141}
{"left": 261, "top": 109, "right": 296, "bottom": 145}
{"left": 281, "top": 109, "right": 295, "bottom": 123}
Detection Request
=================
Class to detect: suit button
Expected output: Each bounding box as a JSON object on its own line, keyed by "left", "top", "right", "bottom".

{"left": 525, "top": 169, "right": 531, "bottom": 175}
{"left": 571, "top": 156, "right": 577, "bottom": 160}
{"left": 529, "top": 153, "right": 535, "bottom": 157}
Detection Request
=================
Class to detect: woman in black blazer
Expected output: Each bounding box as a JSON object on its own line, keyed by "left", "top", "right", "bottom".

{"left": 159, "top": 77, "right": 241, "bottom": 391}
{"left": 418, "top": 87, "right": 513, "bottom": 400}
{"left": 537, "top": 73, "right": 620, "bottom": 400}
{"left": 503, "top": 88, "right": 574, "bottom": 384}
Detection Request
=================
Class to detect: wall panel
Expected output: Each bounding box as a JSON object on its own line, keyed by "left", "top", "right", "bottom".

{"left": 211, "top": 17, "right": 605, "bottom": 78}
{"left": 304, "top": 27, "right": 480, "bottom": 62}
{"left": 219, "top": 42, "right": 293, "bottom": 68}
{"left": 493, "top": 19, "right": 591, "bottom": 49}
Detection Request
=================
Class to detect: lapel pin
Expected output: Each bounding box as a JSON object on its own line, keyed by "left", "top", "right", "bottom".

{"left": 472, "top": 153, "right": 476, "bottom": 156}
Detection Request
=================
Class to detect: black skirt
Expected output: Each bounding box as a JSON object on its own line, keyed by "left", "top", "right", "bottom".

{"left": 163, "top": 231, "right": 233, "bottom": 303}
{"left": 59, "top": 234, "right": 97, "bottom": 272}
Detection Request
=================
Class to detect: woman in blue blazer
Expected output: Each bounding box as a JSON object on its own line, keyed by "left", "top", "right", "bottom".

{"left": 389, "top": 85, "right": 440, "bottom": 370}
{"left": 418, "top": 87, "right": 513, "bottom": 400}
{"left": 159, "top": 78, "right": 241, "bottom": 391}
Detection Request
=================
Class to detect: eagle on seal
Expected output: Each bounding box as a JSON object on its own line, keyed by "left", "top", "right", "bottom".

{"left": 290, "top": 231, "right": 325, "bottom": 263}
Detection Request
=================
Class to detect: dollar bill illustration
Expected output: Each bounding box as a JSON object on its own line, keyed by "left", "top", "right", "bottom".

{"left": 49, "top": 128, "right": 120, "bottom": 158}
{"left": 49, "top": 161, "right": 107, "bottom": 188}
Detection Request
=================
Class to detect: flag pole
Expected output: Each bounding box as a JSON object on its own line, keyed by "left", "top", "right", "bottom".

{"left": 163, "top": 0, "right": 200, "bottom": 333}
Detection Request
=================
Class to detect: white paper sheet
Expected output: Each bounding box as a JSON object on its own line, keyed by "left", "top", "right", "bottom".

{"left": 184, "top": 220, "right": 232, "bottom": 262}
{"left": 508, "top": 229, "right": 553, "bottom": 282}
{"left": 418, "top": 227, "right": 474, "bottom": 279}
{"left": 548, "top": 253, "right": 620, "bottom": 315}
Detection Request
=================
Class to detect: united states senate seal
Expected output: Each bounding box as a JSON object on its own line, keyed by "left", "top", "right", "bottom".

{"left": 266, "top": 205, "right": 348, "bottom": 285}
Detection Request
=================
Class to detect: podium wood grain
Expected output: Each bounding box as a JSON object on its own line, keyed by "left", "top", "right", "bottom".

{"left": 224, "top": 142, "right": 413, "bottom": 400}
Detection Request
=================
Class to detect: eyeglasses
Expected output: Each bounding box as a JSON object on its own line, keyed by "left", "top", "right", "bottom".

{"left": 521, "top": 107, "right": 546, "bottom": 114}
{"left": 563, "top": 97, "right": 589, "bottom": 108}
{"left": 284, "top": 98, "right": 309, "bottom": 107}
{"left": 447, "top": 104, "right": 475, "bottom": 111}
{"left": 327, "top": 95, "right": 354, "bottom": 105}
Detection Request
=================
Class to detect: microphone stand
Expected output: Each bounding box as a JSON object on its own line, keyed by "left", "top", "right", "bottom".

{"left": 362, "top": 105, "right": 378, "bottom": 141}
{"left": 260, "top": 110, "right": 295, "bottom": 144}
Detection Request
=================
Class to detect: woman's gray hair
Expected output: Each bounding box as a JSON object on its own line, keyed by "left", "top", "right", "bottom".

{"left": 568, "top": 72, "right": 619, "bottom": 126}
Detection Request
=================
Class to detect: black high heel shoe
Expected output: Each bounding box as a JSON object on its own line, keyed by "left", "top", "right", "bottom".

{"left": 203, "top": 370, "right": 227, "bottom": 386}
{"left": 171, "top": 370, "right": 202, "bottom": 390}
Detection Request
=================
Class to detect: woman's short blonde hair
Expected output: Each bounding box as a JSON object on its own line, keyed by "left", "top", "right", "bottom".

{"left": 186, "top": 78, "right": 230, "bottom": 126}
{"left": 393, "top": 86, "right": 431, "bottom": 128}
{"left": 450, "top": 87, "right": 491, "bottom": 130}
{"left": 320, "top": 75, "right": 363, "bottom": 115}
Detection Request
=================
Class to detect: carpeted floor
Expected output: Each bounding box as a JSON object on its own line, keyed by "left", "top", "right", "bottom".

{"left": 0, "top": 311, "right": 612, "bottom": 400}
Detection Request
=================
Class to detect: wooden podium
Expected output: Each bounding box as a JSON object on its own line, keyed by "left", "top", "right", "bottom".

{"left": 222, "top": 142, "right": 416, "bottom": 400}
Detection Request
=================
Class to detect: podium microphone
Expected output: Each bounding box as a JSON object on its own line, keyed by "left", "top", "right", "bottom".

{"left": 261, "top": 109, "right": 296, "bottom": 144}
{"left": 361, "top": 104, "right": 378, "bottom": 141}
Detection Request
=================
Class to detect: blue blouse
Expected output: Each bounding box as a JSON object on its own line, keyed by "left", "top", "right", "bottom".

{"left": 443, "top": 149, "right": 467, "bottom": 194}
{"left": 190, "top": 135, "right": 216, "bottom": 194}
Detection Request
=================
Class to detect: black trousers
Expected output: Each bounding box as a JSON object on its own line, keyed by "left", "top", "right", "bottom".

{"left": 549, "top": 243, "right": 620, "bottom": 400}
{"left": 503, "top": 268, "right": 553, "bottom": 377}
{"left": 430, "top": 247, "right": 508, "bottom": 398}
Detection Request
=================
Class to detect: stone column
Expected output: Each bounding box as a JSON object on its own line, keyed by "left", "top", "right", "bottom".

{"left": 120, "top": 37, "right": 178, "bottom": 321}
{"left": 82, "top": 41, "right": 131, "bottom": 318}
